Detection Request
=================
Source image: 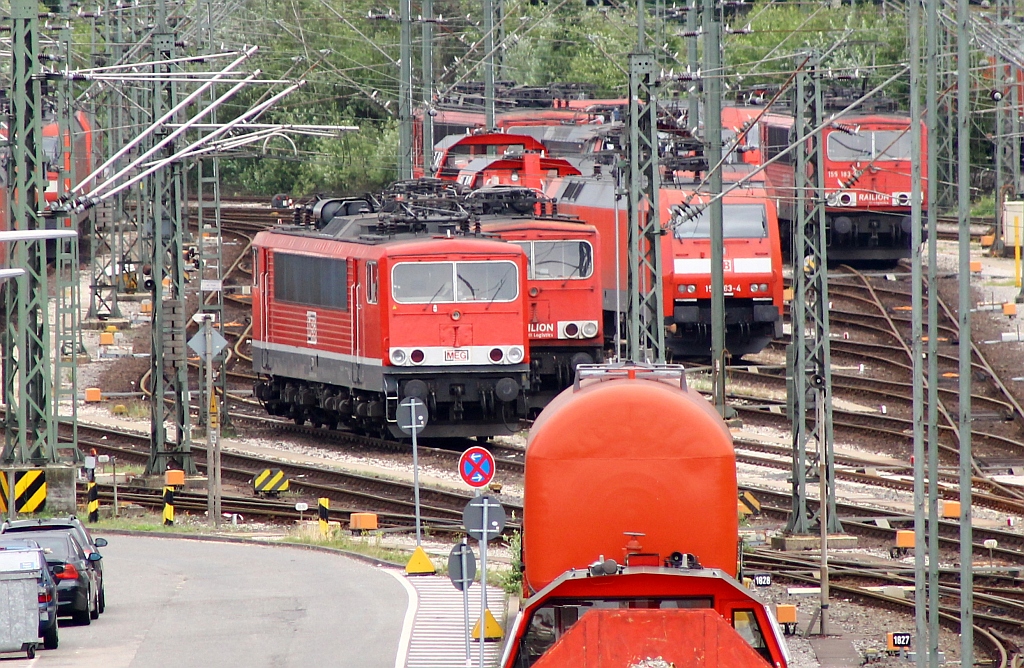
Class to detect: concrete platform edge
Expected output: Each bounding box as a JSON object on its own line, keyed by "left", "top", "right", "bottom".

{"left": 92, "top": 528, "right": 407, "bottom": 569}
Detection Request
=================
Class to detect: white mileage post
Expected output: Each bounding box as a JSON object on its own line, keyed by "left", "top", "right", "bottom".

{"left": 397, "top": 397, "right": 429, "bottom": 544}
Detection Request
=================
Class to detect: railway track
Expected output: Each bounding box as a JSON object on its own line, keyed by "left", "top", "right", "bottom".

{"left": 69, "top": 421, "right": 523, "bottom": 527}
{"left": 745, "top": 550, "right": 1018, "bottom": 666}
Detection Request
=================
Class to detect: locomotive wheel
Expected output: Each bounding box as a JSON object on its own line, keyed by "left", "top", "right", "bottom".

{"left": 292, "top": 411, "right": 306, "bottom": 426}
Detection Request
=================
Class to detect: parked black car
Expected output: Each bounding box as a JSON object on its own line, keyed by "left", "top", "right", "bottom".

{"left": 0, "top": 539, "right": 60, "bottom": 648}
{"left": 22, "top": 531, "right": 101, "bottom": 625}
{"left": 0, "top": 517, "right": 107, "bottom": 613}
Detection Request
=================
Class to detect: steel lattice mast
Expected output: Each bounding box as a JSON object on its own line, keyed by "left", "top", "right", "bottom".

{"left": 3, "top": 0, "right": 59, "bottom": 465}
{"left": 145, "top": 0, "right": 194, "bottom": 475}
{"left": 786, "top": 53, "right": 839, "bottom": 536}
{"left": 625, "top": 0, "right": 665, "bottom": 364}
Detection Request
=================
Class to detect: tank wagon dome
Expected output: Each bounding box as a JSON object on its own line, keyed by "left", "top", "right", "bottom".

{"left": 523, "top": 365, "right": 738, "bottom": 594}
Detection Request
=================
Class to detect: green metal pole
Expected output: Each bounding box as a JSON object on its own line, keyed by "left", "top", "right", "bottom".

{"left": 956, "top": 0, "right": 974, "bottom": 659}
{"left": 925, "top": 0, "right": 941, "bottom": 663}
{"left": 704, "top": 0, "right": 725, "bottom": 415}
{"left": 909, "top": 0, "right": 927, "bottom": 663}
{"left": 145, "top": 0, "right": 194, "bottom": 476}
{"left": 484, "top": 0, "right": 495, "bottom": 129}
{"left": 686, "top": 0, "right": 698, "bottom": 132}
{"left": 4, "top": 0, "right": 56, "bottom": 465}
{"left": 398, "top": 0, "right": 412, "bottom": 178}
{"left": 421, "top": 0, "right": 434, "bottom": 174}
{"left": 626, "top": 0, "right": 665, "bottom": 364}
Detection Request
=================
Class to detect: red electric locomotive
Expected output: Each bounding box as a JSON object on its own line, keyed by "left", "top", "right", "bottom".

{"left": 549, "top": 175, "right": 784, "bottom": 358}
{"left": 469, "top": 187, "right": 604, "bottom": 409}
{"left": 501, "top": 363, "right": 790, "bottom": 667}
{"left": 252, "top": 181, "right": 531, "bottom": 439}
{"left": 444, "top": 133, "right": 784, "bottom": 359}
{"left": 761, "top": 112, "right": 926, "bottom": 262}
{"left": 0, "top": 111, "right": 94, "bottom": 269}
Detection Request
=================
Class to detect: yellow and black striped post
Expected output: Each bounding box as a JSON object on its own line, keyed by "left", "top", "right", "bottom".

{"left": 87, "top": 481, "right": 99, "bottom": 523}
{"left": 162, "top": 486, "right": 175, "bottom": 526}
{"left": 318, "top": 497, "right": 329, "bottom": 536}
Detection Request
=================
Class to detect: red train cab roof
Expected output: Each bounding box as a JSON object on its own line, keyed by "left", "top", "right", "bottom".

{"left": 522, "top": 567, "right": 766, "bottom": 609}
{"left": 481, "top": 218, "right": 596, "bottom": 238}
{"left": 827, "top": 112, "right": 911, "bottom": 128}
{"left": 443, "top": 132, "right": 547, "bottom": 153}
{"left": 255, "top": 226, "right": 522, "bottom": 260}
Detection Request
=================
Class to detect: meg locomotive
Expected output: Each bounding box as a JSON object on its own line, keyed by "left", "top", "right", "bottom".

{"left": 253, "top": 181, "right": 532, "bottom": 439}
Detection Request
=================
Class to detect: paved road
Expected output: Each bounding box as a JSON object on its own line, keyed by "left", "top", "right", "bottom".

{"left": 25, "top": 534, "right": 408, "bottom": 667}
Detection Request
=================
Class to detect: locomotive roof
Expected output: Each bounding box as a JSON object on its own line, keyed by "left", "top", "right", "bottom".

{"left": 762, "top": 111, "right": 912, "bottom": 126}
{"left": 257, "top": 224, "right": 524, "bottom": 259}
{"left": 480, "top": 218, "right": 597, "bottom": 235}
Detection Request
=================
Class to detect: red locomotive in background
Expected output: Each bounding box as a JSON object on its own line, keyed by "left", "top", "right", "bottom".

{"left": 502, "top": 363, "right": 789, "bottom": 667}
{"left": 0, "top": 111, "right": 95, "bottom": 270}
{"left": 761, "top": 111, "right": 926, "bottom": 263}
{"left": 252, "top": 181, "right": 533, "bottom": 438}
{"left": 472, "top": 187, "right": 605, "bottom": 410}
{"left": 437, "top": 132, "right": 785, "bottom": 359}
{"left": 547, "top": 171, "right": 784, "bottom": 358}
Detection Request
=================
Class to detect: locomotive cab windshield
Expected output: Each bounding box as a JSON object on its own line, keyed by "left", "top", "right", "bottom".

{"left": 391, "top": 260, "right": 519, "bottom": 303}
{"left": 672, "top": 203, "right": 768, "bottom": 239}
{"left": 514, "top": 240, "right": 594, "bottom": 280}
{"left": 826, "top": 129, "right": 912, "bottom": 162}
{"left": 509, "top": 589, "right": 778, "bottom": 667}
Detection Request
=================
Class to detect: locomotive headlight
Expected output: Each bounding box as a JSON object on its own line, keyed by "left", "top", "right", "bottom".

{"left": 489, "top": 348, "right": 505, "bottom": 363}
{"left": 750, "top": 283, "right": 759, "bottom": 293}
{"left": 677, "top": 284, "right": 697, "bottom": 294}
{"left": 581, "top": 321, "right": 599, "bottom": 338}
{"left": 390, "top": 348, "right": 407, "bottom": 365}
{"left": 759, "top": 283, "right": 769, "bottom": 292}
{"left": 410, "top": 349, "right": 425, "bottom": 364}
{"left": 507, "top": 346, "right": 525, "bottom": 363}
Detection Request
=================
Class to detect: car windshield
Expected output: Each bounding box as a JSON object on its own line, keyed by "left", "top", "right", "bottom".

{"left": 673, "top": 204, "right": 768, "bottom": 239}
{"left": 392, "top": 261, "right": 519, "bottom": 303}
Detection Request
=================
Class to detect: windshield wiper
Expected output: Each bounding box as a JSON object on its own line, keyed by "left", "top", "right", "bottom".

{"left": 458, "top": 275, "right": 477, "bottom": 300}
{"left": 428, "top": 281, "right": 450, "bottom": 304}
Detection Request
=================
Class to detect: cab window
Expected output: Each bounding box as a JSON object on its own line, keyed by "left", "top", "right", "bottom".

{"left": 732, "top": 609, "right": 772, "bottom": 663}
{"left": 392, "top": 261, "right": 519, "bottom": 304}
{"left": 514, "top": 597, "right": 712, "bottom": 667}
{"left": 516, "top": 240, "right": 593, "bottom": 280}
{"left": 366, "top": 261, "right": 378, "bottom": 304}
{"left": 673, "top": 204, "right": 768, "bottom": 240}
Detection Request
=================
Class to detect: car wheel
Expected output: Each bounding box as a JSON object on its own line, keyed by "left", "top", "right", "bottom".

{"left": 72, "top": 607, "right": 91, "bottom": 626}
{"left": 98, "top": 587, "right": 105, "bottom": 614}
{"left": 90, "top": 589, "right": 99, "bottom": 620}
{"left": 43, "top": 624, "right": 58, "bottom": 650}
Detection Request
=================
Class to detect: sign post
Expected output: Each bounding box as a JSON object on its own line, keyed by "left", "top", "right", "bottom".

{"left": 448, "top": 540, "right": 477, "bottom": 661}
{"left": 458, "top": 446, "right": 496, "bottom": 488}
{"left": 463, "top": 494, "right": 506, "bottom": 666}
{"left": 189, "top": 314, "right": 227, "bottom": 528}
{"left": 397, "top": 397, "right": 428, "bottom": 544}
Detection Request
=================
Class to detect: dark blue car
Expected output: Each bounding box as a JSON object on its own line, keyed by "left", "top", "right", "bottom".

{"left": 23, "top": 531, "right": 101, "bottom": 626}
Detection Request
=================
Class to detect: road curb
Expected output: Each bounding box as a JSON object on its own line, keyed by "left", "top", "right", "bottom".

{"left": 92, "top": 528, "right": 407, "bottom": 569}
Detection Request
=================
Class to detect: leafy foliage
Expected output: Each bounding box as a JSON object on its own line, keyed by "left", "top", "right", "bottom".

{"left": 210, "top": 0, "right": 914, "bottom": 194}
